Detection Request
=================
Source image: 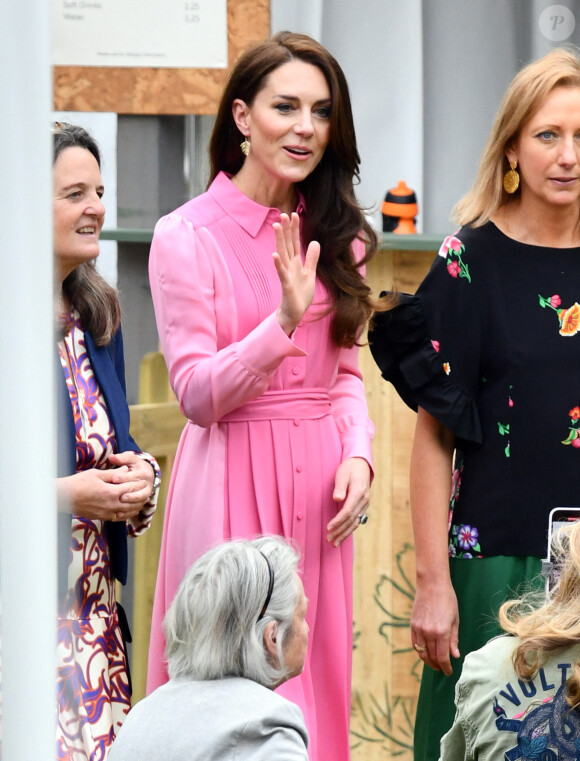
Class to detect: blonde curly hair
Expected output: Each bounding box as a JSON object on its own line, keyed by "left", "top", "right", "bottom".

{"left": 499, "top": 519, "right": 580, "bottom": 708}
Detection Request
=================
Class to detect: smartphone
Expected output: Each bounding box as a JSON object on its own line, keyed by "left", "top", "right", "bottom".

{"left": 542, "top": 507, "right": 580, "bottom": 594}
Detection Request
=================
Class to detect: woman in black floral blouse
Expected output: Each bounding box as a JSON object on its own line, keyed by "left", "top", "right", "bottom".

{"left": 370, "top": 46, "right": 580, "bottom": 761}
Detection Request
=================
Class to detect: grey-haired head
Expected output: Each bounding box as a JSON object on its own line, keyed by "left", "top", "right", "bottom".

{"left": 163, "top": 535, "right": 305, "bottom": 689}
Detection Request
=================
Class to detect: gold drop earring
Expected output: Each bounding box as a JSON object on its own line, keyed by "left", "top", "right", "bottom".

{"left": 240, "top": 137, "right": 251, "bottom": 157}
{"left": 503, "top": 159, "right": 520, "bottom": 194}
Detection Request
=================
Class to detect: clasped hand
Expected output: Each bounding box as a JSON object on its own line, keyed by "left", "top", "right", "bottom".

{"left": 58, "top": 451, "right": 155, "bottom": 522}
{"left": 273, "top": 212, "right": 320, "bottom": 335}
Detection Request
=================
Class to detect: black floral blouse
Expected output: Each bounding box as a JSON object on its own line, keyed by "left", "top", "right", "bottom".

{"left": 369, "top": 221, "right": 580, "bottom": 558}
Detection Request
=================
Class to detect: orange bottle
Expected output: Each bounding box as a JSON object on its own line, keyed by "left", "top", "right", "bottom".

{"left": 382, "top": 180, "right": 418, "bottom": 234}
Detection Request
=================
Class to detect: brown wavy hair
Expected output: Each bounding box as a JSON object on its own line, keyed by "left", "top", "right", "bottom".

{"left": 499, "top": 519, "right": 580, "bottom": 708}
{"left": 209, "top": 31, "right": 380, "bottom": 347}
{"left": 53, "top": 122, "right": 121, "bottom": 346}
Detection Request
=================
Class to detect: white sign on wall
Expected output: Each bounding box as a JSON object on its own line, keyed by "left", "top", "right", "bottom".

{"left": 52, "top": 0, "right": 227, "bottom": 68}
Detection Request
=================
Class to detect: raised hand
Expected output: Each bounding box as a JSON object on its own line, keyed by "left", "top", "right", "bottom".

{"left": 273, "top": 212, "right": 320, "bottom": 335}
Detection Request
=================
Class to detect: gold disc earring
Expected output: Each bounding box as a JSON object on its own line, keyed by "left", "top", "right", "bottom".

{"left": 240, "top": 138, "right": 251, "bottom": 157}
{"left": 503, "top": 159, "right": 520, "bottom": 194}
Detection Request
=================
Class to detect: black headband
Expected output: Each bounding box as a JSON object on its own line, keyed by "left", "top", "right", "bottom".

{"left": 257, "top": 551, "right": 275, "bottom": 621}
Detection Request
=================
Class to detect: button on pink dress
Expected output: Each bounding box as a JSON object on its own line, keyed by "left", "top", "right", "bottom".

{"left": 147, "top": 172, "right": 374, "bottom": 761}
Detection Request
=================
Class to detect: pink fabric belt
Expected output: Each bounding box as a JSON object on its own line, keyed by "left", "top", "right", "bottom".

{"left": 219, "top": 388, "right": 331, "bottom": 422}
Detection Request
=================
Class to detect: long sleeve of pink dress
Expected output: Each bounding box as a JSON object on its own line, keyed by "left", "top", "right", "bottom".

{"left": 147, "top": 172, "right": 374, "bottom": 761}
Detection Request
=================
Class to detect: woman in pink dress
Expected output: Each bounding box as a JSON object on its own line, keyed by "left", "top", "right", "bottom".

{"left": 147, "top": 32, "right": 378, "bottom": 761}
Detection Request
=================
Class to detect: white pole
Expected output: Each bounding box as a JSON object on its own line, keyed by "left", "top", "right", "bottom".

{"left": 0, "top": 0, "right": 56, "bottom": 758}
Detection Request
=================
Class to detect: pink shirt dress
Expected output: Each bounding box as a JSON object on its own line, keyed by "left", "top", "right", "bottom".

{"left": 147, "top": 172, "right": 374, "bottom": 761}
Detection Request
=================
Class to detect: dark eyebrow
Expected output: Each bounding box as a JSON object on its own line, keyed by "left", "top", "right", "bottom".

{"left": 61, "top": 181, "right": 105, "bottom": 193}
{"left": 272, "top": 94, "right": 332, "bottom": 106}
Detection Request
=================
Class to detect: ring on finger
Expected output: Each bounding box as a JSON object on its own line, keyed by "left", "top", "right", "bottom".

{"left": 413, "top": 643, "right": 427, "bottom": 653}
{"left": 358, "top": 513, "right": 368, "bottom": 525}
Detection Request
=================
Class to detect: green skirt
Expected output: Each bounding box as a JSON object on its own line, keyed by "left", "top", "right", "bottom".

{"left": 413, "top": 555, "right": 543, "bottom": 761}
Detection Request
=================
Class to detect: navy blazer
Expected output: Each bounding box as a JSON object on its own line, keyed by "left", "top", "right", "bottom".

{"left": 57, "top": 327, "right": 138, "bottom": 598}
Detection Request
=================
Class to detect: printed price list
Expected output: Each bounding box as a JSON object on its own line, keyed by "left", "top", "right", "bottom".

{"left": 52, "top": 0, "right": 226, "bottom": 68}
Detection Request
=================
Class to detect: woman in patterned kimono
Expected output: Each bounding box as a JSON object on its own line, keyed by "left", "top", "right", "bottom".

{"left": 53, "top": 123, "right": 160, "bottom": 761}
{"left": 147, "top": 32, "right": 381, "bottom": 761}
{"left": 370, "top": 47, "right": 580, "bottom": 761}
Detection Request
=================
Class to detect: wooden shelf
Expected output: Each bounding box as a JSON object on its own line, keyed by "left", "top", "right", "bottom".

{"left": 102, "top": 228, "right": 444, "bottom": 251}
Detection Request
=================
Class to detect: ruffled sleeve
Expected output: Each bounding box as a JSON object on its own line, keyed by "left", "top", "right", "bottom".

{"left": 369, "top": 291, "right": 482, "bottom": 447}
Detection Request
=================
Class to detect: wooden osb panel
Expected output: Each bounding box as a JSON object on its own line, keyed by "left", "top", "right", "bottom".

{"left": 351, "top": 249, "right": 435, "bottom": 760}
{"left": 53, "top": 0, "right": 269, "bottom": 114}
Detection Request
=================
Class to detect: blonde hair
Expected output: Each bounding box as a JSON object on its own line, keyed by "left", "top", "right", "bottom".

{"left": 499, "top": 520, "right": 580, "bottom": 708}
{"left": 453, "top": 46, "right": 580, "bottom": 227}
